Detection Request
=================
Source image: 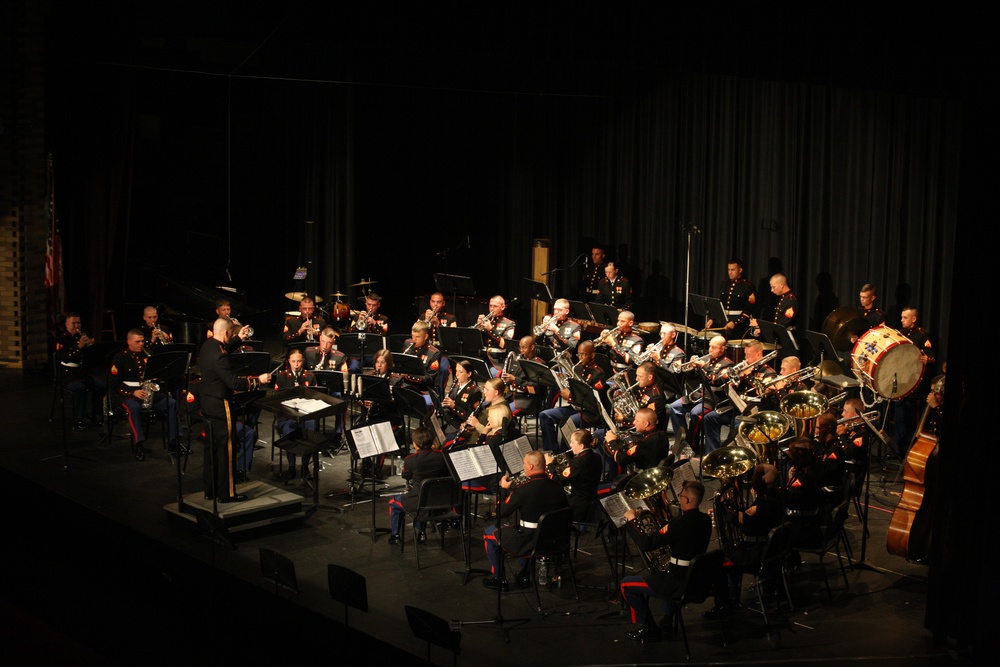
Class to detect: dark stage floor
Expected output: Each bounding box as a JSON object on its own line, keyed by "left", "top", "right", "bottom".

{"left": 1, "top": 363, "right": 958, "bottom": 666}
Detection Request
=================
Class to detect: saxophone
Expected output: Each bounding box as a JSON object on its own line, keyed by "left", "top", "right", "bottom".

{"left": 141, "top": 380, "right": 160, "bottom": 410}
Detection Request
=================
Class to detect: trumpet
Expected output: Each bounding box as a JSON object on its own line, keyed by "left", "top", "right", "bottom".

{"left": 533, "top": 315, "right": 553, "bottom": 336}
{"left": 634, "top": 340, "right": 664, "bottom": 365}
{"left": 231, "top": 318, "right": 254, "bottom": 339}
{"left": 678, "top": 353, "right": 712, "bottom": 372}
{"left": 596, "top": 324, "right": 623, "bottom": 347}
{"left": 151, "top": 324, "right": 172, "bottom": 345}
{"left": 423, "top": 305, "right": 441, "bottom": 327}
{"left": 474, "top": 314, "right": 497, "bottom": 331}
{"left": 355, "top": 309, "right": 368, "bottom": 331}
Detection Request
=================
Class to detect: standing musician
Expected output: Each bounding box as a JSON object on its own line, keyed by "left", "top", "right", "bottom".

{"left": 55, "top": 312, "right": 106, "bottom": 431}
{"left": 440, "top": 359, "right": 482, "bottom": 431}
{"left": 110, "top": 329, "right": 180, "bottom": 461}
{"left": 140, "top": 305, "right": 173, "bottom": 348}
{"left": 895, "top": 306, "right": 936, "bottom": 454}
{"left": 581, "top": 245, "right": 608, "bottom": 302}
{"left": 858, "top": 284, "right": 886, "bottom": 329}
{"left": 482, "top": 449, "right": 570, "bottom": 591}
{"left": 423, "top": 292, "right": 457, "bottom": 344}
{"left": 605, "top": 407, "right": 671, "bottom": 474}
{"left": 355, "top": 292, "right": 390, "bottom": 334}
{"left": 597, "top": 260, "right": 633, "bottom": 310}
{"left": 598, "top": 310, "right": 644, "bottom": 370}
{"left": 668, "top": 335, "right": 734, "bottom": 456}
{"left": 476, "top": 294, "right": 517, "bottom": 359}
{"left": 545, "top": 429, "right": 602, "bottom": 522}
{"left": 619, "top": 480, "right": 712, "bottom": 641}
{"left": 702, "top": 339, "right": 776, "bottom": 452}
{"left": 501, "top": 335, "right": 546, "bottom": 416}
{"left": 539, "top": 340, "right": 606, "bottom": 453}
{"left": 272, "top": 349, "right": 317, "bottom": 482}
{"left": 705, "top": 259, "right": 757, "bottom": 339}
{"left": 537, "top": 298, "right": 582, "bottom": 352}
{"left": 751, "top": 273, "right": 798, "bottom": 336}
{"left": 399, "top": 320, "right": 442, "bottom": 394}
{"left": 306, "top": 327, "right": 348, "bottom": 371}
{"left": 283, "top": 296, "right": 326, "bottom": 345}
{"left": 199, "top": 318, "right": 271, "bottom": 502}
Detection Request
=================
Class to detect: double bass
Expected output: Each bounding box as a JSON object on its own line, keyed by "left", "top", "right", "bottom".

{"left": 886, "top": 375, "right": 944, "bottom": 561}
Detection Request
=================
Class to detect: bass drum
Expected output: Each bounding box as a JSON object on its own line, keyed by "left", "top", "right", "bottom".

{"left": 851, "top": 326, "right": 925, "bottom": 399}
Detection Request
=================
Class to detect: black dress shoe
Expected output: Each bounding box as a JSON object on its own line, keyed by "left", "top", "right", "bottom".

{"left": 219, "top": 494, "right": 249, "bottom": 503}
{"left": 134, "top": 444, "right": 146, "bottom": 461}
{"left": 625, "top": 625, "right": 662, "bottom": 643}
{"left": 482, "top": 577, "right": 509, "bottom": 592}
{"left": 416, "top": 532, "right": 428, "bottom": 545}
{"left": 388, "top": 534, "right": 400, "bottom": 545}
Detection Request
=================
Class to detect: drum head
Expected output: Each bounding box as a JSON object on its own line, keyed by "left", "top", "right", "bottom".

{"left": 851, "top": 327, "right": 925, "bottom": 399}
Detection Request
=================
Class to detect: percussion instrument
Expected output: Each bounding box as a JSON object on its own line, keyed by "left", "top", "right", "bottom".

{"left": 350, "top": 279, "right": 378, "bottom": 287}
{"left": 851, "top": 326, "right": 924, "bottom": 399}
{"left": 725, "top": 339, "right": 748, "bottom": 363}
{"left": 823, "top": 306, "right": 869, "bottom": 351}
{"left": 329, "top": 293, "right": 350, "bottom": 323}
{"left": 285, "top": 292, "right": 323, "bottom": 303}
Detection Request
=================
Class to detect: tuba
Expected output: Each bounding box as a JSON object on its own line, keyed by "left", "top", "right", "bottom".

{"left": 780, "top": 390, "right": 829, "bottom": 437}
{"left": 735, "top": 410, "right": 792, "bottom": 464}
{"left": 623, "top": 467, "right": 675, "bottom": 573}
{"left": 702, "top": 445, "right": 758, "bottom": 555}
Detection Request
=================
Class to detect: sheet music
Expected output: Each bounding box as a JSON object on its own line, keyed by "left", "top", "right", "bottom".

{"left": 281, "top": 397, "right": 330, "bottom": 414}
{"left": 499, "top": 436, "right": 532, "bottom": 474}
{"left": 350, "top": 421, "right": 400, "bottom": 458}
{"left": 670, "top": 460, "right": 698, "bottom": 496}
{"left": 600, "top": 492, "right": 648, "bottom": 528}
{"left": 447, "top": 444, "right": 500, "bottom": 482}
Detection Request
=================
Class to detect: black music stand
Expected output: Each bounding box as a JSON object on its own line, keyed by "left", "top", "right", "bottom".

{"left": 347, "top": 420, "right": 401, "bottom": 542}
{"left": 524, "top": 278, "right": 553, "bottom": 305}
{"left": 434, "top": 273, "right": 477, "bottom": 310}
{"left": 566, "top": 300, "right": 594, "bottom": 323}
{"left": 688, "top": 294, "right": 727, "bottom": 332}
{"left": 438, "top": 327, "right": 486, "bottom": 357}
{"left": 758, "top": 321, "right": 798, "bottom": 352}
{"left": 588, "top": 302, "right": 620, "bottom": 327}
{"left": 259, "top": 547, "right": 299, "bottom": 595}
{"left": 256, "top": 387, "right": 347, "bottom": 514}
{"left": 338, "top": 332, "right": 385, "bottom": 370}
{"left": 447, "top": 355, "right": 493, "bottom": 385}
{"left": 327, "top": 376, "right": 392, "bottom": 505}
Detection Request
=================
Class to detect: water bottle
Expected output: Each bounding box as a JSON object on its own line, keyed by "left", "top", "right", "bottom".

{"left": 537, "top": 558, "right": 548, "bottom": 587}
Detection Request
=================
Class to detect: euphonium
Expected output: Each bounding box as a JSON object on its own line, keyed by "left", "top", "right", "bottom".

{"left": 551, "top": 349, "right": 580, "bottom": 390}
{"left": 611, "top": 380, "right": 642, "bottom": 424}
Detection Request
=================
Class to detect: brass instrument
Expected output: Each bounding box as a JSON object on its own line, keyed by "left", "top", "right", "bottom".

{"left": 304, "top": 319, "right": 315, "bottom": 342}
{"left": 603, "top": 428, "right": 640, "bottom": 456}
{"left": 736, "top": 411, "right": 792, "bottom": 463}
{"left": 231, "top": 318, "right": 254, "bottom": 339}
{"left": 610, "top": 380, "right": 642, "bottom": 424}
{"left": 424, "top": 305, "right": 441, "bottom": 327}
{"left": 551, "top": 349, "right": 580, "bottom": 390}
{"left": 751, "top": 366, "right": 819, "bottom": 396}
{"left": 548, "top": 450, "right": 574, "bottom": 477}
{"left": 634, "top": 340, "right": 664, "bottom": 365}
{"left": 151, "top": 324, "right": 172, "bottom": 345}
{"left": 596, "top": 324, "right": 623, "bottom": 347}
{"left": 533, "top": 315, "right": 553, "bottom": 336}
{"left": 678, "top": 353, "right": 712, "bottom": 372}
{"left": 723, "top": 349, "right": 778, "bottom": 380}
{"left": 780, "top": 390, "right": 829, "bottom": 437}
{"left": 140, "top": 379, "right": 160, "bottom": 410}
{"left": 703, "top": 445, "right": 758, "bottom": 555}
{"left": 837, "top": 410, "right": 880, "bottom": 429}
{"left": 355, "top": 309, "right": 369, "bottom": 332}
{"left": 623, "top": 467, "right": 675, "bottom": 573}
{"left": 474, "top": 314, "right": 497, "bottom": 331}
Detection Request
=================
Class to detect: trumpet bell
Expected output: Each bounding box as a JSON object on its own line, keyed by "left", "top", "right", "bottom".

{"left": 701, "top": 445, "right": 757, "bottom": 480}
{"left": 623, "top": 466, "right": 673, "bottom": 500}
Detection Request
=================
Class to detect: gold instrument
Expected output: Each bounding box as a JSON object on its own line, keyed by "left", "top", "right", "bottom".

{"left": 141, "top": 379, "right": 160, "bottom": 410}
{"left": 723, "top": 349, "right": 778, "bottom": 380}
{"left": 780, "top": 390, "right": 830, "bottom": 437}
{"left": 533, "top": 315, "right": 553, "bottom": 336}
{"left": 610, "top": 380, "right": 642, "bottom": 424}
{"left": 751, "top": 365, "right": 819, "bottom": 396}
{"left": 678, "top": 353, "right": 712, "bottom": 372}
{"left": 596, "top": 324, "right": 623, "bottom": 347}
{"left": 623, "top": 466, "right": 675, "bottom": 573}
{"left": 152, "top": 324, "right": 171, "bottom": 345}
{"left": 736, "top": 411, "right": 792, "bottom": 463}
{"left": 703, "top": 445, "right": 759, "bottom": 555}
{"left": 837, "top": 410, "right": 880, "bottom": 429}
{"left": 603, "top": 427, "right": 640, "bottom": 455}
{"left": 551, "top": 349, "right": 580, "bottom": 390}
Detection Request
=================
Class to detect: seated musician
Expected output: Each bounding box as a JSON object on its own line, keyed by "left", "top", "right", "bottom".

{"left": 477, "top": 295, "right": 517, "bottom": 373}
{"left": 306, "top": 327, "right": 348, "bottom": 372}
{"left": 598, "top": 310, "right": 644, "bottom": 371}
{"left": 702, "top": 339, "right": 776, "bottom": 452}
{"left": 648, "top": 323, "right": 685, "bottom": 374}
{"left": 482, "top": 449, "right": 570, "bottom": 591}
{"left": 814, "top": 412, "right": 847, "bottom": 509}
{"left": 619, "top": 480, "right": 712, "bottom": 641}
{"left": 283, "top": 296, "right": 325, "bottom": 345}
{"left": 110, "top": 329, "right": 180, "bottom": 461}
{"left": 453, "top": 377, "right": 506, "bottom": 447}
{"left": 440, "top": 359, "right": 482, "bottom": 433}
{"left": 838, "top": 397, "right": 870, "bottom": 497}
{"left": 705, "top": 463, "right": 784, "bottom": 618}
{"left": 537, "top": 298, "right": 581, "bottom": 352}
{"left": 355, "top": 292, "right": 389, "bottom": 335}
{"left": 358, "top": 348, "right": 402, "bottom": 428}
{"left": 667, "top": 335, "right": 733, "bottom": 457}
{"left": 387, "top": 427, "right": 450, "bottom": 545}
{"left": 140, "top": 305, "right": 173, "bottom": 348}
{"left": 784, "top": 436, "right": 824, "bottom": 549}
{"left": 206, "top": 298, "right": 231, "bottom": 338}
{"left": 399, "top": 321, "right": 442, "bottom": 400}
{"left": 501, "top": 335, "right": 546, "bottom": 417}
{"left": 539, "top": 340, "right": 606, "bottom": 453}
{"left": 596, "top": 260, "right": 633, "bottom": 310}
{"left": 55, "top": 312, "right": 106, "bottom": 431}
{"left": 458, "top": 402, "right": 520, "bottom": 497}
{"left": 423, "top": 292, "right": 457, "bottom": 344}
{"left": 604, "top": 407, "right": 670, "bottom": 477}
{"left": 546, "top": 429, "right": 602, "bottom": 522}
{"left": 272, "top": 349, "right": 317, "bottom": 482}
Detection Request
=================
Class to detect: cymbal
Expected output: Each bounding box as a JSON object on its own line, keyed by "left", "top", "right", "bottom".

{"left": 823, "top": 306, "right": 868, "bottom": 351}
{"left": 349, "top": 279, "right": 378, "bottom": 287}
{"left": 284, "top": 292, "right": 324, "bottom": 303}
{"left": 330, "top": 292, "right": 347, "bottom": 298}
{"left": 671, "top": 323, "right": 698, "bottom": 336}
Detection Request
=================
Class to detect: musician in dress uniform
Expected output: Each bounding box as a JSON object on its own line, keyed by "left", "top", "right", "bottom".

{"left": 199, "top": 319, "right": 270, "bottom": 502}
{"left": 305, "top": 327, "right": 348, "bottom": 371}
{"left": 613, "top": 362, "right": 667, "bottom": 427}
{"left": 895, "top": 306, "right": 936, "bottom": 453}
{"left": 539, "top": 340, "right": 606, "bottom": 453}
{"left": 476, "top": 295, "right": 517, "bottom": 361}
{"left": 648, "top": 323, "right": 686, "bottom": 374}
{"left": 597, "top": 261, "right": 633, "bottom": 310}
{"left": 110, "top": 329, "right": 179, "bottom": 461}
{"left": 453, "top": 378, "right": 505, "bottom": 446}
{"left": 356, "top": 293, "right": 390, "bottom": 334}
{"left": 858, "top": 284, "right": 886, "bottom": 329}
{"left": 580, "top": 245, "right": 607, "bottom": 302}
{"left": 546, "top": 429, "right": 602, "bottom": 522}
{"left": 606, "top": 407, "right": 671, "bottom": 473}
{"left": 705, "top": 259, "right": 757, "bottom": 339}
{"left": 387, "top": 427, "right": 451, "bottom": 545}
{"left": 784, "top": 436, "right": 824, "bottom": 548}
{"left": 668, "top": 335, "right": 734, "bottom": 457}
{"left": 598, "top": 310, "right": 644, "bottom": 370}
{"left": 55, "top": 312, "right": 105, "bottom": 430}
{"left": 283, "top": 297, "right": 326, "bottom": 345}
{"left": 620, "top": 480, "right": 712, "bottom": 641}
{"left": 537, "top": 298, "right": 582, "bottom": 352}
{"left": 752, "top": 273, "right": 798, "bottom": 336}
{"left": 702, "top": 339, "right": 776, "bottom": 452}
{"left": 440, "top": 359, "right": 482, "bottom": 431}
{"left": 483, "top": 450, "right": 570, "bottom": 590}
{"left": 272, "top": 349, "right": 317, "bottom": 481}
{"left": 400, "top": 320, "right": 442, "bottom": 394}
{"left": 501, "top": 335, "right": 546, "bottom": 416}
{"left": 139, "top": 305, "right": 173, "bottom": 348}
{"left": 423, "top": 292, "right": 457, "bottom": 344}
{"left": 206, "top": 298, "right": 231, "bottom": 339}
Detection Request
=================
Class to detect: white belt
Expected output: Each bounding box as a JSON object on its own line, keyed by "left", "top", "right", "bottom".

{"left": 743, "top": 535, "right": 768, "bottom": 543}
{"left": 725, "top": 310, "right": 743, "bottom": 316}
{"left": 60, "top": 362, "right": 80, "bottom": 368}
{"left": 520, "top": 520, "right": 538, "bottom": 529}
{"left": 123, "top": 381, "right": 142, "bottom": 387}
{"left": 669, "top": 556, "right": 691, "bottom": 567}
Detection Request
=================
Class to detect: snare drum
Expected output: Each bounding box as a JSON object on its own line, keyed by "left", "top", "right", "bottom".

{"left": 726, "top": 339, "right": 748, "bottom": 363}
{"left": 851, "top": 326, "right": 925, "bottom": 399}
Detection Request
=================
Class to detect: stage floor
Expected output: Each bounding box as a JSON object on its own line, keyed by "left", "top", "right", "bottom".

{"left": 1, "top": 364, "right": 956, "bottom": 666}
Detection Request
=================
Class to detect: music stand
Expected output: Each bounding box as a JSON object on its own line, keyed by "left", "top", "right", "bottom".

{"left": 588, "top": 302, "right": 620, "bottom": 327}
{"left": 338, "top": 332, "right": 386, "bottom": 370}
{"left": 447, "top": 355, "right": 493, "bottom": 385}
{"left": 758, "top": 321, "right": 798, "bottom": 352}
{"left": 688, "top": 294, "right": 727, "bottom": 331}
{"left": 259, "top": 547, "right": 298, "bottom": 595}
{"left": 524, "top": 278, "right": 553, "bottom": 305}
{"left": 328, "top": 564, "right": 369, "bottom": 626}
{"left": 347, "top": 420, "right": 401, "bottom": 542}
{"left": 566, "top": 300, "right": 594, "bottom": 323}
{"left": 519, "top": 359, "right": 559, "bottom": 394}
{"left": 434, "top": 273, "right": 477, "bottom": 306}
{"left": 438, "top": 327, "right": 486, "bottom": 357}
